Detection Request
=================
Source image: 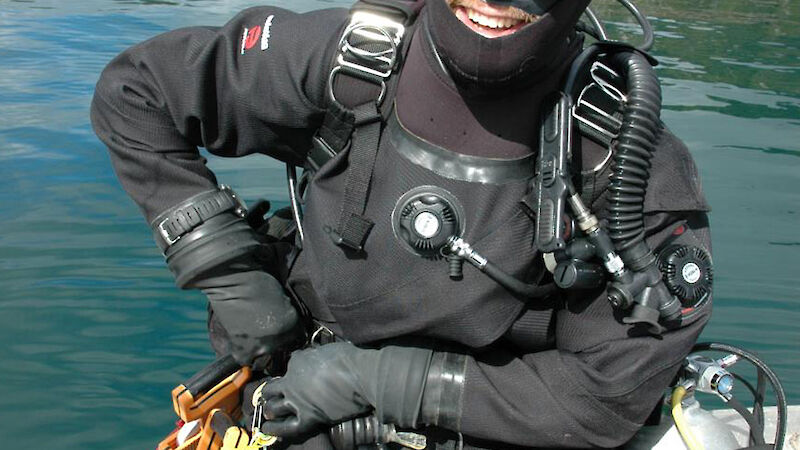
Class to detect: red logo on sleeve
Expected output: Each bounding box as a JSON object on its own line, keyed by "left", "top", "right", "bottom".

{"left": 240, "top": 25, "right": 263, "bottom": 55}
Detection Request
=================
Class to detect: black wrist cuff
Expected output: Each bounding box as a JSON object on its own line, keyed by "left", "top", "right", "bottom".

{"left": 420, "top": 352, "right": 467, "bottom": 430}
{"left": 165, "top": 213, "right": 261, "bottom": 288}
{"left": 373, "top": 346, "right": 434, "bottom": 428}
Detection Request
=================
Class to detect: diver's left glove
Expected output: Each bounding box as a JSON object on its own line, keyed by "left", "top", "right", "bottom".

{"left": 152, "top": 186, "right": 305, "bottom": 371}
{"left": 259, "top": 342, "right": 467, "bottom": 438}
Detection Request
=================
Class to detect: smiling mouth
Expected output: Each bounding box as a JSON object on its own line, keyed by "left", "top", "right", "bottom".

{"left": 447, "top": 0, "right": 538, "bottom": 38}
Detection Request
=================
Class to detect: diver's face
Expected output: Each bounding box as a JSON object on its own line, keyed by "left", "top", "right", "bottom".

{"left": 446, "top": 0, "right": 537, "bottom": 38}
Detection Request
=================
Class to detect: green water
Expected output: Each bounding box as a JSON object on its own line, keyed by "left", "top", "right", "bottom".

{"left": 0, "top": 1, "right": 797, "bottom": 448}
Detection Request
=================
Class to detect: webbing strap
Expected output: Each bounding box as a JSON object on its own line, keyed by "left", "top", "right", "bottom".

{"left": 329, "top": 102, "right": 383, "bottom": 251}
{"left": 308, "top": 103, "right": 354, "bottom": 171}
{"left": 313, "top": 1, "right": 419, "bottom": 252}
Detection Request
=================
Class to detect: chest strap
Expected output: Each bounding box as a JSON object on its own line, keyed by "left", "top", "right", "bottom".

{"left": 310, "top": 0, "right": 421, "bottom": 252}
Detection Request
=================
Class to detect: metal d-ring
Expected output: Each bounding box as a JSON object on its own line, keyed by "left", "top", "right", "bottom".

{"left": 327, "top": 65, "right": 388, "bottom": 106}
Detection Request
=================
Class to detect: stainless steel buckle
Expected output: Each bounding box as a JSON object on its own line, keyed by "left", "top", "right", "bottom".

{"left": 573, "top": 61, "right": 626, "bottom": 142}
{"left": 219, "top": 184, "right": 248, "bottom": 218}
{"left": 157, "top": 217, "right": 181, "bottom": 246}
{"left": 310, "top": 323, "right": 336, "bottom": 346}
{"left": 328, "top": 10, "right": 405, "bottom": 106}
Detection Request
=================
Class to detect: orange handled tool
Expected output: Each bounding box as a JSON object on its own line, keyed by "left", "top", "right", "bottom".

{"left": 157, "top": 355, "right": 252, "bottom": 450}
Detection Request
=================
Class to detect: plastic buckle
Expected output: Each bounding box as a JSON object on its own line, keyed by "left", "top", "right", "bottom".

{"left": 328, "top": 10, "right": 405, "bottom": 107}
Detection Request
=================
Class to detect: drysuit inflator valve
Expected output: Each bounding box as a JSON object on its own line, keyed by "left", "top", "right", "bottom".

{"left": 393, "top": 187, "right": 464, "bottom": 259}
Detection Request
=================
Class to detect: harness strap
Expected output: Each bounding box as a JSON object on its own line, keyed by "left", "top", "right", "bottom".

{"left": 309, "top": 1, "right": 420, "bottom": 252}
{"left": 308, "top": 103, "right": 354, "bottom": 172}
{"left": 329, "top": 101, "right": 383, "bottom": 251}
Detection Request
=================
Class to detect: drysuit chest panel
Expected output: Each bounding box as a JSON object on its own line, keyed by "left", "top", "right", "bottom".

{"left": 288, "top": 111, "right": 547, "bottom": 348}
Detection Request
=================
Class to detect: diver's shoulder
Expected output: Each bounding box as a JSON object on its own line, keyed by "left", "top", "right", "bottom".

{"left": 645, "top": 126, "right": 710, "bottom": 213}
{"left": 230, "top": 5, "right": 349, "bottom": 28}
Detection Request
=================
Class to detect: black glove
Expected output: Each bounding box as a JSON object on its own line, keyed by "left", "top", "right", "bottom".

{"left": 191, "top": 268, "right": 305, "bottom": 371}
{"left": 151, "top": 189, "right": 305, "bottom": 371}
{"left": 260, "top": 342, "right": 434, "bottom": 438}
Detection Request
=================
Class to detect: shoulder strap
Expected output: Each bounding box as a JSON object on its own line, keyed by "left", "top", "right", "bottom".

{"left": 573, "top": 58, "right": 626, "bottom": 149}
{"left": 308, "top": 0, "right": 422, "bottom": 252}
{"left": 307, "top": 0, "right": 421, "bottom": 171}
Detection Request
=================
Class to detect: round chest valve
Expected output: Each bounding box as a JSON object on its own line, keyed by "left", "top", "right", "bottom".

{"left": 393, "top": 187, "right": 464, "bottom": 258}
{"left": 658, "top": 244, "right": 713, "bottom": 309}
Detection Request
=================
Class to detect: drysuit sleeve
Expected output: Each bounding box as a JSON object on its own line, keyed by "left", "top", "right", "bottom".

{"left": 90, "top": 6, "right": 347, "bottom": 222}
{"left": 452, "top": 134, "right": 713, "bottom": 448}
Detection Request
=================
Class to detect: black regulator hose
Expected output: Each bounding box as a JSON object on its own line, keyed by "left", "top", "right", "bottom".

{"left": 482, "top": 261, "right": 559, "bottom": 299}
{"left": 693, "top": 342, "right": 788, "bottom": 450}
{"left": 726, "top": 396, "right": 767, "bottom": 446}
{"left": 581, "top": 7, "right": 608, "bottom": 41}
{"left": 615, "top": 0, "right": 655, "bottom": 52}
{"left": 606, "top": 50, "right": 663, "bottom": 270}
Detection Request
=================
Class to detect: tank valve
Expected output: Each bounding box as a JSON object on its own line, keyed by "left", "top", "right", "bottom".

{"left": 683, "top": 355, "right": 736, "bottom": 398}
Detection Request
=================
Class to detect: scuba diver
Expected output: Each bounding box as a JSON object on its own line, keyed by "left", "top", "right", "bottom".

{"left": 90, "top": 0, "right": 716, "bottom": 448}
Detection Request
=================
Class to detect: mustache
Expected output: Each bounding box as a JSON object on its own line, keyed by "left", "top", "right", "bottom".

{"left": 445, "top": 0, "right": 539, "bottom": 23}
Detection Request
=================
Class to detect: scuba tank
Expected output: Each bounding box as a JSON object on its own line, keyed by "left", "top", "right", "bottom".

{"left": 626, "top": 342, "right": 789, "bottom": 450}
{"left": 626, "top": 397, "right": 741, "bottom": 450}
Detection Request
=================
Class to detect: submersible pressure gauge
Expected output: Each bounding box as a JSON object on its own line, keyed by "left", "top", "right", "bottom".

{"left": 658, "top": 245, "right": 713, "bottom": 309}
{"left": 392, "top": 186, "right": 464, "bottom": 258}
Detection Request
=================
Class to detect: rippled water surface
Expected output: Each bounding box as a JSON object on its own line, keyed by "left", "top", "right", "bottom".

{"left": 1, "top": 0, "right": 798, "bottom": 448}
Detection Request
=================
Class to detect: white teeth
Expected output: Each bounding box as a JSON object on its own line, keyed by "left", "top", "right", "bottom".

{"left": 466, "top": 9, "right": 521, "bottom": 29}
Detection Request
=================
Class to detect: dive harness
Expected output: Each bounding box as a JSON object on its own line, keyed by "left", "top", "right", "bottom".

{"left": 299, "top": 0, "right": 423, "bottom": 252}
{"left": 286, "top": 0, "right": 713, "bottom": 334}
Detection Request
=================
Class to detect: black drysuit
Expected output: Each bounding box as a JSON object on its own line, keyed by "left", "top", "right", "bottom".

{"left": 91, "top": 5, "right": 712, "bottom": 449}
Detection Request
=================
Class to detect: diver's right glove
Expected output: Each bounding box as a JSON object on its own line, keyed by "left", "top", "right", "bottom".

{"left": 191, "top": 268, "right": 304, "bottom": 371}
{"left": 151, "top": 187, "right": 305, "bottom": 371}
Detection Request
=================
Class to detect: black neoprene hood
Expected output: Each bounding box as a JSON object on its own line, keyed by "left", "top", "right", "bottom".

{"left": 425, "top": 0, "right": 589, "bottom": 89}
{"left": 483, "top": 0, "right": 559, "bottom": 15}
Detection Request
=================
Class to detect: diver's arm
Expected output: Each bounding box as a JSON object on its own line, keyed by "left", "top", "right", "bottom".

{"left": 441, "top": 212, "right": 712, "bottom": 448}
{"left": 258, "top": 214, "right": 710, "bottom": 444}
{"left": 90, "top": 7, "right": 347, "bottom": 367}
{"left": 429, "top": 129, "right": 713, "bottom": 447}
{"left": 90, "top": 6, "right": 345, "bottom": 222}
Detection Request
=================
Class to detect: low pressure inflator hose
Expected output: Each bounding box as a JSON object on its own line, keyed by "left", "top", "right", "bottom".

{"left": 671, "top": 385, "right": 705, "bottom": 450}
{"left": 446, "top": 237, "right": 556, "bottom": 298}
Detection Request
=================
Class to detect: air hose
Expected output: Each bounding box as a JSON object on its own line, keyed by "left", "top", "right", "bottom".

{"left": 596, "top": 49, "right": 685, "bottom": 330}
{"left": 671, "top": 385, "right": 705, "bottom": 450}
